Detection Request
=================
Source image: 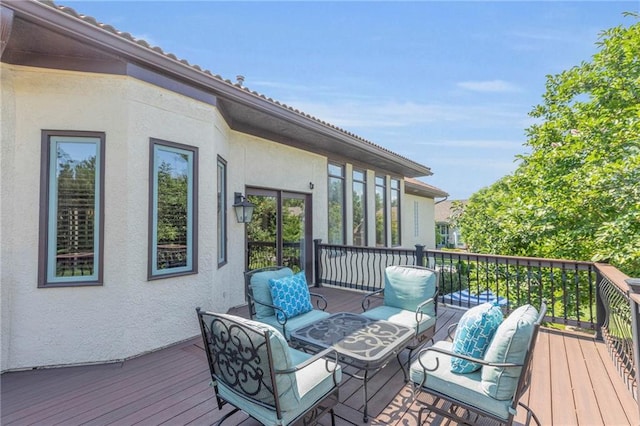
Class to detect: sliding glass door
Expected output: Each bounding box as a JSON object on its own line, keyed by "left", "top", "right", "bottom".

{"left": 245, "top": 189, "right": 312, "bottom": 278}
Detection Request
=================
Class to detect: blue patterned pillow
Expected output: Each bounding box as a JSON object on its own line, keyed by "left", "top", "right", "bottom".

{"left": 451, "top": 301, "right": 503, "bottom": 373}
{"left": 268, "top": 271, "right": 313, "bottom": 321}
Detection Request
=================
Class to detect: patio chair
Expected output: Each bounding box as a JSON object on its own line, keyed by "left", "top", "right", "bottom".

{"left": 361, "top": 265, "right": 439, "bottom": 375}
{"left": 196, "top": 308, "right": 341, "bottom": 426}
{"left": 245, "top": 266, "right": 330, "bottom": 339}
{"left": 410, "top": 301, "right": 547, "bottom": 426}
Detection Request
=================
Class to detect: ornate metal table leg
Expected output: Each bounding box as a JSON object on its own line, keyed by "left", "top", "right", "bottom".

{"left": 363, "top": 369, "right": 369, "bottom": 422}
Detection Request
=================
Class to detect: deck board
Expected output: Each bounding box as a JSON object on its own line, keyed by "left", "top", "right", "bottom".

{"left": 2, "top": 286, "right": 637, "bottom": 425}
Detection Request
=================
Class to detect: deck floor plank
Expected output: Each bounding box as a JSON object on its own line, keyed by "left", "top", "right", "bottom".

{"left": 2, "top": 286, "right": 637, "bottom": 426}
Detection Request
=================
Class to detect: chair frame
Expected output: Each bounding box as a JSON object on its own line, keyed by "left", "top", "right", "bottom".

{"left": 244, "top": 266, "right": 329, "bottom": 337}
{"left": 413, "top": 302, "right": 547, "bottom": 426}
{"left": 196, "top": 308, "right": 340, "bottom": 426}
{"left": 361, "top": 265, "right": 439, "bottom": 374}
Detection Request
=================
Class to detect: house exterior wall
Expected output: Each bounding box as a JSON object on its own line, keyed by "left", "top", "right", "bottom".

{"left": 0, "top": 65, "right": 239, "bottom": 371}
{"left": 0, "top": 63, "right": 441, "bottom": 371}
{"left": 402, "top": 193, "right": 437, "bottom": 249}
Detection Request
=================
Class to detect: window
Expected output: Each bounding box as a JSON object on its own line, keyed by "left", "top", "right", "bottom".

{"left": 38, "top": 131, "right": 105, "bottom": 287}
{"left": 390, "top": 178, "right": 401, "bottom": 246}
{"left": 352, "top": 169, "right": 367, "bottom": 246}
{"left": 437, "top": 223, "right": 449, "bottom": 248}
{"left": 328, "top": 163, "right": 345, "bottom": 244}
{"left": 414, "top": 201, "right": 419, "bottom": 237}
{"left": 375, "top": 175, "right": 387, "bottom": 247}
{"left": 149, "top": 139, "right": 198, "bottom": 279}
{"left": 217, "top": 156, "right": 227, "bottom": 266}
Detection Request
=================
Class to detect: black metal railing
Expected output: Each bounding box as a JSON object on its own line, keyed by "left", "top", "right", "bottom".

{"left": 597, "top": 265, "right": 637, "bottom": 399}
{"left": 313, "top": 239, "right": 638, "bottom": 405}
{"left": 247, "top": 241, "right": 302, "bottom": 272}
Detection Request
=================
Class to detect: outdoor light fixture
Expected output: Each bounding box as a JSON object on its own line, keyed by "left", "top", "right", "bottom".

{"left": 233, "top": 192, "right": 255, "bottom": 223}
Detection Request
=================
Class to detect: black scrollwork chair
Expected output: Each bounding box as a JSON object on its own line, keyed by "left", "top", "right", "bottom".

{"left": 361, "top": 265, "right": 439, "bottom": 376}
{"left": 410, "top": 302, "right": 546, "bottom": 426}
{"left": 196, "top": 309, "right": 341, "bottom": 425}
{"left": 244, "top": 266, "right": 330, "bottom": 339}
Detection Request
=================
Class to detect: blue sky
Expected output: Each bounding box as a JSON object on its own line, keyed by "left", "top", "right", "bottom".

{"left": 66, "top": 1, "right": 638, "bottom": 199}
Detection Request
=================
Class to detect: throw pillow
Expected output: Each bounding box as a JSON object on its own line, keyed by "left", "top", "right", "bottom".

{"left": 268, "top": 271, "right": 313, "bottom": 321}
{"left": 250, "top": 267, "right": 293, "bottom": 319}
{"left": 481, "top": 304, "right": 539, "bottom": 400}
{"left": 450, "top": 301, "right": 503, "bottom": 373}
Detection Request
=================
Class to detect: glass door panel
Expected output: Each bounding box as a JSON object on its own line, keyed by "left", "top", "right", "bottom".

{"left": 246, "top": 193, "right": 277, "bottom": 270}
{"left": 245, "top": 189, "right": 311, "bottom": 277}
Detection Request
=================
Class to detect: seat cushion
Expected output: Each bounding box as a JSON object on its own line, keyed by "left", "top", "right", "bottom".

{"left": 451, "top": 301, "right": 503, "bottom": 373}
{"left": 384, "top": 265, "right": 437, "bottom": 314}
{"left": 481, "top": 304, "right": 539, "bottom": 400}
{"left": 269, "top": 271, "right": 313, "bottom": 321}
{"left": 218, "top": 346, "right": 341, "bottom": 425}
{"left": 410, "top": 341, "right": 513, "bottom": 421}
{"left": 250, "top": 267, "right": 293, "bottom": 319}
{"left": 361, "top": 305, "right": 436, "bottom": 335}
{"left": 260, "top": 309, "right": 331, "bottom": 339}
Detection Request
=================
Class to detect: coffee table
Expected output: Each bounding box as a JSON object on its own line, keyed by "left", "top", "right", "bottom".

{"left": 290, "top": 312, "right": 414, "bottom": 422}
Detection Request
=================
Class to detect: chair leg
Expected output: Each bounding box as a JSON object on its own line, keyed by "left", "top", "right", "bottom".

{"left": 330, "top": 408, "right": 336, "bottom": 426}
{"left": 214, "top": 407, "right": 241, "bottom": 426}
{"left": 518, "top": 401, "right": 542, "bottom": 426}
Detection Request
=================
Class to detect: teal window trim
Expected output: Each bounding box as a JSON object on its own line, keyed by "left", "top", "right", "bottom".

{"left": 38, "top": 130, "right": 105, "bottom": 288}
{"left": 148, "top": 139, "right": 198, "bottom": 279}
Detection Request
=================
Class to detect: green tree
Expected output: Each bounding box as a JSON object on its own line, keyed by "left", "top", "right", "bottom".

{"left": 458, "top": 15, "right": 640, "bottom": 277}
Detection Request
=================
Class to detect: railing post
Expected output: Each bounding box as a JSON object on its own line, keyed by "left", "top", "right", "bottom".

{"left": 313, "top": 239, "right": 322, "bottom": 288}
{"left": 415, "top": 244, "right": 425, "bottom": 267}
{"left": 595, "top": 268, "right": 606, "bottom": 341}
{"left": 625, "top": 278, "right": 640, "bottom": 411}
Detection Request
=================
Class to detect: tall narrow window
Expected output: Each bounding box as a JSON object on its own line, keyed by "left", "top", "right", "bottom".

{"left": 328, "top": 163, "right": 345, "bottom": 244}
{"left": 352, "top": 169, "right": 367, "bottom": 246}
{"left": 149, "top": 139, "right": 198, "bottom": 279}
{"left": 375, "top": 175, "right": 387, "bottom": 247}
{"left": 390, "top": 178, "right": 401, "bottom": 246}
{"left": 217, "top": 156, "right": 227, "bottom": 266}
{"left": 38, "top": 131, "right": 105, "bottom": 287}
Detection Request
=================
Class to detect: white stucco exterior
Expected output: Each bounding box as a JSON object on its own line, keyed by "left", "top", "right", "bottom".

{"left": 0, "top": 62, "right": 442, "bottom": 371}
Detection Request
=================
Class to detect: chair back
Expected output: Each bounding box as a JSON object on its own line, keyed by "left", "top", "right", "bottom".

{"left": 511, "top": 301, "right": 547, "bottom": 410}
{"left": 244, "top": 266, "right": 293, "bottom": 319}
{"left": 384, "top": 265, "right": 439, "bottom": 315}
{"left": 196, "top": 309, "right": 297, "bottom": 417}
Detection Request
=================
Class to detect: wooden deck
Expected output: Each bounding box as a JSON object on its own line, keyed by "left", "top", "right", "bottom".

{"left": 2, "top": 287, "right": 638, "bottom": 425}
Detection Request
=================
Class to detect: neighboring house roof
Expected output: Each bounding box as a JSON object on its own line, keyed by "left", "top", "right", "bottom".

{"left": 1, "top": 0, "right": 433, "bottom": 178}
{"left": 404, "top": 178, "right": 448, "bottom": 199}
{"left": 434, "top": 199, "right": 467, "bottom": 223}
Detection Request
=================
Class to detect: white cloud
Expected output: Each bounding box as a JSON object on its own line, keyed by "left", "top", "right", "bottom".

{"left": 457, "top": 80, "right": 522, "bottom": 93}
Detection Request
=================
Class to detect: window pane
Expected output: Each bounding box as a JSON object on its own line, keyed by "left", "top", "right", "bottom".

{"left": 328, "top": 176, "right": 344, "bottom": 244}
{"left": 150, "top": 141, "right": 196, "bottom": 277}
{"left": 375, "top": 176, "right": 386, "bottom": 247}
{"left": 49, "top": 138, "right": 100, "bottom": 282}
{"left": 217, "top": 158, "right": 226, "bottom": 265}
{"left": 352, "top": 170, "right": 366, "bottom": 246}
{"left": 391, "top": 178, "right": 400, "bottom": 246}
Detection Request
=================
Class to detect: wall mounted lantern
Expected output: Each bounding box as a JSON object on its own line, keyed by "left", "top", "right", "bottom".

{"left": 233, "top": 192, "right": 255, "bottom": 223}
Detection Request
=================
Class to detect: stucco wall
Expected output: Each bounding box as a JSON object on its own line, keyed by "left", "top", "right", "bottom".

{"left": 0, "top": 65, "right": 242, "bottom": 371}
{"left": 402, "top": 193, "right": 437, "bottom": 249}
{"left": 229, "top": 131, "right": 328, "bottom": 242}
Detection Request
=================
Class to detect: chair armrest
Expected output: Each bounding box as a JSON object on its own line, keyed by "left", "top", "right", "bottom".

{"left": 446, "top": 323, "right": 458, "bottom": 341}
{"left": 414, "top": 297, "right": 436, "bottom": 323}
{"left": 247, "top": 293, "right": 289, "bottom": 330}
{"left": 276, "top": 347, "right": 341, "bottom": 386}
{"left": 309, "top": 292, "right": 329, "bottom": 311}
{"left": 361, "top": 288, "right": 384, "bottom": 312}
{"left": 417, "top": 345, "right": 523, "bottom": 373}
